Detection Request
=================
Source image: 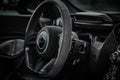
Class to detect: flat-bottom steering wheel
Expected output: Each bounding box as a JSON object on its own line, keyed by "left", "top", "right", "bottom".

{"left": 24, "top": 0, "right": 72, "bottom": 78}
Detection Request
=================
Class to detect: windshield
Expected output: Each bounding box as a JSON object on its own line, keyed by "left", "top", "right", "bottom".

{"left": 69, "top": 0, "right": 120, "bottom": 12}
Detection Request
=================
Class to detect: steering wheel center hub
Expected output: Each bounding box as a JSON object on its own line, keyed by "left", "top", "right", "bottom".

{"left": 36, "top": 30, "right": 49, "bottom": 54}
{"left": 36, "top": 26, "right": 62, "bottom": 60}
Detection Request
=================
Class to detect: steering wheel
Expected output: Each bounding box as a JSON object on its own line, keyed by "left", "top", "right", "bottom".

{"left": 24, "top": 0, "right": 72, "bottom": 78}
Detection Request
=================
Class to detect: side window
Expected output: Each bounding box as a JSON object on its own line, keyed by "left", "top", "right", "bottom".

{"left": 0, "top": 0, "right": 19, "bottom": 10}
{"left": 0, "top": 0, "right": 44, "bottom": 15}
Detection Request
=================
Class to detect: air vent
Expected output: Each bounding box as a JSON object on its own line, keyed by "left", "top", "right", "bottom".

{"left": 72, "top": 12, "right": 113, "bottom": 30}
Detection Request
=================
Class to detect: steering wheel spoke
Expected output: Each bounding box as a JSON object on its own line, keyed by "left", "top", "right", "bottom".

{"left": 39, "top": 58, "right": 56, "bottom": 75}
{"left": 34, "top": 58, "right": 45, "bottom": 71}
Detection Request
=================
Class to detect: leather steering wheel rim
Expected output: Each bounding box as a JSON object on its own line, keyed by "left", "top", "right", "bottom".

{"left": 24, "top": 0, "right": 72, "bottom": 78}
